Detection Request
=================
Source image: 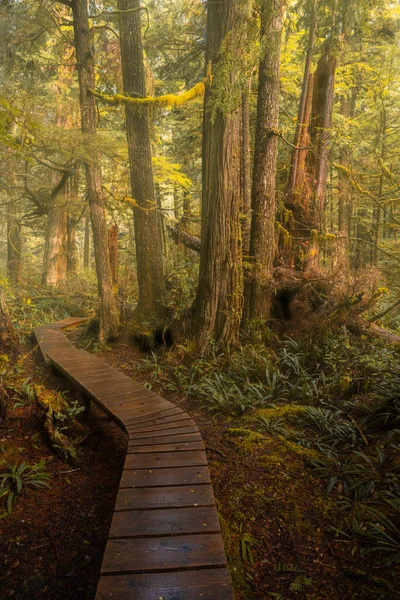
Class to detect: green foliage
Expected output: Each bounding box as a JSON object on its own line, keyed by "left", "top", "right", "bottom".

{"left": 0, "top": 459, "right": 50, "bottom": 516}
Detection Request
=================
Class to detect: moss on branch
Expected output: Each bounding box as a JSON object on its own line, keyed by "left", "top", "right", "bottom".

{"left": 89, "top": 80, "right": 205, "bottom": 110}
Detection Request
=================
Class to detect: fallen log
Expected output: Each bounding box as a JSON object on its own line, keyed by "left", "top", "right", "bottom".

{"left": 167, "top": 224, "right": 201, "bottom": 253}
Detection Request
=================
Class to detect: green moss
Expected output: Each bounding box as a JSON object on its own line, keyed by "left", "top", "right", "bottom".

{"left": 227, "top": 428, "right": 265, "bottom": 454}
{"left": 276, "top": 436, "right": 320, "bottom": 460}
{"left": 255, "top": 404, "right": 308, "bottom": 421}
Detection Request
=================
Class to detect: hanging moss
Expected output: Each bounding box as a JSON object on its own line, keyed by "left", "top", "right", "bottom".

{"left": 89, "top": 80, "right": 205, "bottom": 110}
{"left": 275, "top": 221, "right": 292, "bottom": 248}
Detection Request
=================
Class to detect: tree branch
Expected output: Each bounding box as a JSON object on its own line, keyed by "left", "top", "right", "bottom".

{"left": 167, "top": 224, "right": 201, "bottom": 253}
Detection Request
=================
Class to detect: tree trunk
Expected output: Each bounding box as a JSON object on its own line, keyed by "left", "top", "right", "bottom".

{"left": 240, "top": 92, "right": 252, "bottom": 257}
{"left": 286, "top": 0, "right": 317, "bottom": 205}
{"left": 117, "top": 0, "right": 167, "bottom": 322}
{"left": 7, "top": 207, "right": 21, "bottom": 284}
{"left": 245, "top": 0, "right": 285, "bottom": 321}
{"left": 182, "top": 191, "right": 192, "bottom": 257}
{"left": 67, "top": 216, "right": 78, "bottom": 275}
{"left": 108, "top": 223, "right": 119, "bottom": 287}
{"left": 192, "top": 0, "right": 248, "bottom": 352}
{"left": 84, "top": 212, "right": 90, "bottom": 270}
{"left": 42, "top": 204, "right": 67, "bottom": 287}
{"left": 308, "top": 45, "right": 337, "bottom": 234}
{"left": 72, "top": 0, "right": 119, "bottom": 340}
{"left": 0, "top": 285, "right": 18, "bottom": 356}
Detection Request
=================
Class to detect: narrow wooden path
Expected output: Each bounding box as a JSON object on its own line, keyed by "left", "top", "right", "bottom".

{"left": 34, "top": 318, "right": 233, "bottom": 600}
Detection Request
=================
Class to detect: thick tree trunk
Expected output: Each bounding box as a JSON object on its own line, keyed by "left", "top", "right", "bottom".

{"left": 67, "top": 216, "right": 78, "bottom": 275}
{"left": 108, "top": 223, "right": 119, "bottom": 287}
{"left": 84, "top": 213, "right": 90, "bottom": 269}
{"left": 245, "top": 0, "right": 285, "bottom": 321}
{"left": 42, "top": 204, "right": 67, "bottom": 287}
{"left": 7, "top": 208, "right": 21, "bottom": 284}
{"left": 240, "top": 92, "right": 252, "bottom": 257}
{"left": 192, "top": 0, "right": 247, "bottom": 352}
{"left": 308, "top": 45, "right": 337, "bottom": 234}
{"left": 72, "top": 0, "right": 119, "bottom": 340}
{"left": 0, "top": 285, "right": 18, "bottom": 356}
{"left": 117, "top": 0, "right": 167, "bottom": 322}
{"left": 182, "top": 191, "right": 192, "bottom": 257}
{"left": 286, "top": 0, "right": 317, "bottom": 205}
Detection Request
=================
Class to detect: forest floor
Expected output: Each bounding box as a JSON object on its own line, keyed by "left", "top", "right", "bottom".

{"left": 1, "top": 330, "right": 400, "bottom": 599}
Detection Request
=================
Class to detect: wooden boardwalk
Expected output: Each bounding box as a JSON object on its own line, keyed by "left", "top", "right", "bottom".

{"left": 34, "top": 318, "right": 233, "bottom": 600}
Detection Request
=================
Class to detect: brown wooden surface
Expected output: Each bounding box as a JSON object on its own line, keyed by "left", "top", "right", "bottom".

{"left": 115, "top": 484, "right": 215, "bottom": 511}
{"left": 120, "top": 466, "right": 211, "bottom": 488}
{"left": 100, "top": 534, "right": 227, "bottom": 574}
{"left": 109, "top": 506, "right": 220, "bottom": 537}
{"left": 124, "top": 450, "right": 208, "bottom": 470}
{"left": 126, "top": 440, "right": 204, "bottom": 453}
{"left": 33, "top": 320, "right": 233, "bottom": 599}
{"left": 128, "top": 432, "right": 203, "bottom": 446}
{"left": 127, "top": 425, "right": 200, "bottom": 439}
{"left": 96, "top": 569, "right": 233, "bottom": 600}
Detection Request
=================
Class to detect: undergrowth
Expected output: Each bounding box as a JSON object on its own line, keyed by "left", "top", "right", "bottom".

{"left": 135, "top": 327, "right": 400, "bottom": 571}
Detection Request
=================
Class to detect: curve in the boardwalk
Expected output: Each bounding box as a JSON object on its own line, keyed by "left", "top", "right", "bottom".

{"left": 34, "top": 318, "right": 233, "bottom": 600}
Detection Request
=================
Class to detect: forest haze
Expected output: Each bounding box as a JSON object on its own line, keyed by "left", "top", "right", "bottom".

{"left": 1, "top": 1, "right": 400, "bottom": 599}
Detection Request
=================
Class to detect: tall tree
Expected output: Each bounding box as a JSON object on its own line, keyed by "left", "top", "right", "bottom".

{"left": 70, "top": 0, "right": 119, "bottom": 339}
{"left": 117, "top": 0, "right": 167, "bottom": 323}
{"left": 245, "top": 0, "right": 285, "bottom": 320}
{"left": 192, "top": 0, "right": 249, "bottom": 352}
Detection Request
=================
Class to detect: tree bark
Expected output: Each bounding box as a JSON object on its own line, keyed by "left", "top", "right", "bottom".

{"left": 7, "top": 207, "right": 21, "bottom": 284}
{"left": 308, "top": 45, "right": 337, "bottom": 234}
{"left": 117, "top": 0, "right": 167, "bottom": 322}
{"left": 167, "top": 224, "right": 201, "bottom": 253}
{"left": 42, "top": 203, "right": 67, "bottom": 287}
{"left": 240, "top": 92, "right": 252, "bottom": 257}
{"left": 246, "top": 0, "right": 285, "bottom": 320}
{"left": 67, "top": 216, "right": 78, "bottom": 275}
{"left": 72, "top": 0, "right": 119, "bottom": 340}
{"left": 108, "top": 223, "right": 119, "bottom": 287}
{"left": 192, "top": 0, "right": 248, "bottom": 352}
{"left": 84, "top": 212, "right": 90, "bottom": 270}
{"left": 286, "top": 0, "right": 317, "bottom": 205}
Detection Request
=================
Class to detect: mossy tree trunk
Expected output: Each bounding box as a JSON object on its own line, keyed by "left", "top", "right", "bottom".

{"left": 42, "top": 202, "right": 67, "bottom": 287}
{"left": 192, "top": 0, "right": 249, "bottom": 353}
{"left": 306, "top": 44, "right": 337, "bottom": 267}
{"left": 84, "top": 212, "right": 90, "bottom": 270}
{"left": 117, "top": 0, "right": 167, "bottom": 323}
{"left": 240, "top": 92, "right": 252, "bottom": 258}
{"left": 286, "top": 0, "right": 317, "bottom": 207}
{"left": 108, "top": 223, "right": 119, "bottom": 287}
{"left": 67, "top": 215, "right": 78, "bottom": 275}
{"left": 71, "top": 0, "right": 119, "bottom": 340}
{"left": 245, "top": 0, "right": 285, "bottom": 321}
{"left": 7, "top": 206, "right": 22, "bottom": 284}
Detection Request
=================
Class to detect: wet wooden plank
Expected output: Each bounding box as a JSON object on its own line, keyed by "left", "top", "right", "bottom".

{"left": 115, "top": 485, "right": 214, "bottom": 511}
{"left": 100, "top": 533, "right": 227, "bottom": 574}
{"left": 124, "top": 451, "right": 207, "bottom": 470}
{"left": 109, "top": 506, "right": 220, "bottom": 538}
{"left": 126, "top": 418, "right": 196, "bottom": 434}
{"left": 123, "top": 406, "right": 184, "bottom": 425}
{"left": 101, "top": 390, "right": 158, "bottom": 408}
{"left": 128, "top": 432, "right": 203, "bottom": 447}
{"left": 124, "top": 413, "right": 192, "bottom": 429}
{"left": 114, "top": 400, "right": 174, "bottom": 419}
{"left": 120, "top": 466, "right": 211, "bottom": 488}
{"left": 128, "top": 425, "right": 200, "bottom": 440}
{"left": 96, "top": 569, "right": 233, "bottom": 600}
{"left": 127, "top": 440, "right": 204, "bottom": 453}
